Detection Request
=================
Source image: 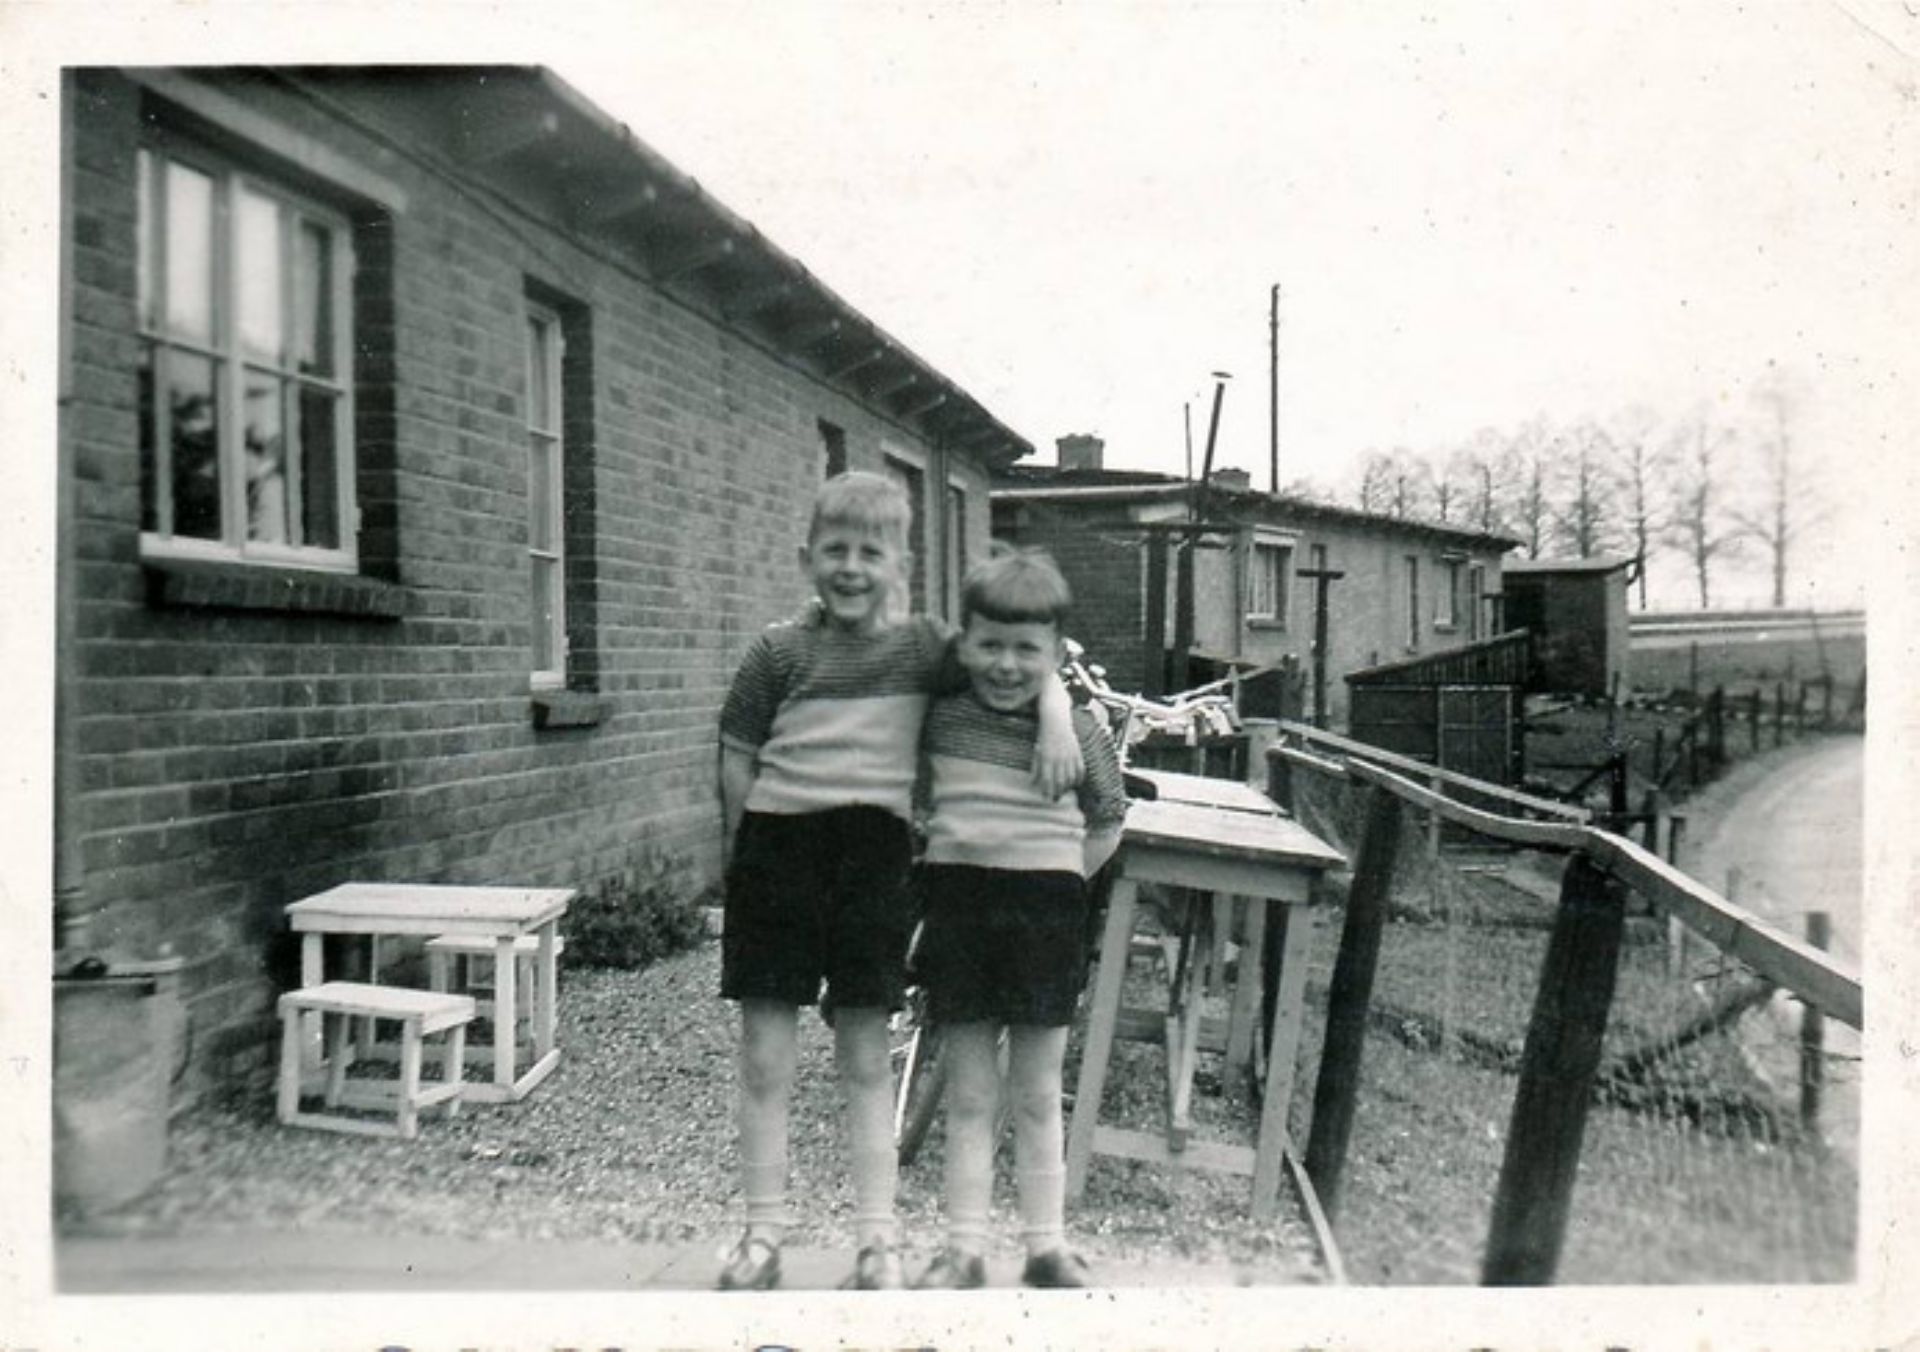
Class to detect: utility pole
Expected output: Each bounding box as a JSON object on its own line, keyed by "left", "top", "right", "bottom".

{"left": 1183, "top": 400, "right": 1194, "bottom": 483}
{"left": 1297, "top": 564, "right": 1345, "bottom": 728}
{"left": 1269, "top": 283, "right": 1280, "bottom": 494}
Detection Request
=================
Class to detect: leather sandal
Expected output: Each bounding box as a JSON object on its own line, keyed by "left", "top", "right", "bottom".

{"left": 716, "top": 1233, "right": 782, "bottom": 1291}
{"left": 1020, "top": 1247, "right": 1091, "bottom": 1289}
{"left": 914, "top": 1247, "right": 988, "bottom": 1290}
{"left": 839, "top": 1241, "right": 905, "bottom": 1290}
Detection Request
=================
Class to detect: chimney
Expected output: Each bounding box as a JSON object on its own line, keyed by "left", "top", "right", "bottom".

{"left": 1055, "top": 433, "right": 1105, "bottom": 473}
{"left": 1209, "top": 467, "right": 1251, "bottom": 491}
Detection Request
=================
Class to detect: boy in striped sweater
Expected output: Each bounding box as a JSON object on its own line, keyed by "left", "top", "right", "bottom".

{"left": 715, "top": 474, "right": 1081, "bottom": 1292}
{"left": 912, "top": 548, "right": 1128, "bottom": 1289}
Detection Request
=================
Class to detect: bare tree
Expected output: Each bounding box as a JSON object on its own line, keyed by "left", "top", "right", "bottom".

{"left": 1611, "top": 405, "right": 1667, "bottom": 609}
{"left": 1355, "top": 450, "right": 1395, "bottom": 514}
{"left": 1664, "top": 412, "right": 1744, "bottom": 609}
{"left": 1386, "top": 448, "right": 1432, "bottom": 521}
{"left": 1500, "top": 417, "right": 1555, "bottom": 558}
{"left": 1457, "top": 426, "right": 1507, "bottom": 534}
{"left": 1552, "top": 418, "right": 1619, "bottom": 558}
{"left": 1730, "top": 368, "right": 1823, "bottom": 608}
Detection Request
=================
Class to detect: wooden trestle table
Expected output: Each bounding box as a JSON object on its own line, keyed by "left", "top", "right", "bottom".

{"left": 1065, "top": 794, "right": 1344, "bottom": 1219}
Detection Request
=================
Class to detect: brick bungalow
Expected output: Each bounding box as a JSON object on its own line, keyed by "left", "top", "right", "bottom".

{"left": 56, "top": 66, "right": 1030, "bottom": 1093}
{"left": 992, "top": 437, "right": 1517, "bottom": 728}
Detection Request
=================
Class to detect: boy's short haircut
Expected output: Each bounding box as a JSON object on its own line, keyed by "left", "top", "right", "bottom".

{"left": 961, "top": 546, "right": 1072, "bottom": 627}
{"left": 811, "top": 471, "right": 912, "bottom": 549}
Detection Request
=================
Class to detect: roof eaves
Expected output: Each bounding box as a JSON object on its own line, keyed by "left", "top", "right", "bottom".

{"left": 526, "top": 66, "right": 1032, "bottom": 466}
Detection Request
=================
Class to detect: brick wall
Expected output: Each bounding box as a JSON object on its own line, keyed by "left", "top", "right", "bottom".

{"left": 63, "top": 70, "right": 995, "bottom": 1089}
{"left": 992, "top": 498, "right": 1146, "bottom": 687}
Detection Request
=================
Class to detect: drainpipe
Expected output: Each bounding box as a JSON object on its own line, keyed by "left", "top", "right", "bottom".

{"left": 54, "top": 69, "right": 90, "bottom": 960}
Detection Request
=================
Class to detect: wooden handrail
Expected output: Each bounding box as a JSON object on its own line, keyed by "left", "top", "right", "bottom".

{"left": 1335, "top": 758, "right": 1863, "bottom": 1031}
{"left": 1583, "top": 832, "right": 1862, "bottom": 1030}
{"left": 1273, "top": 720, "right": 1591, "bottom": 822}
{"left": 1344, "top": 759, "right": 1591, "bottom": 851}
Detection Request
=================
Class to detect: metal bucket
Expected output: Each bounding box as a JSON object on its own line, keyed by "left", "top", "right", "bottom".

{"left": 52, "top": 958, "right": 185, "bottom": 1212}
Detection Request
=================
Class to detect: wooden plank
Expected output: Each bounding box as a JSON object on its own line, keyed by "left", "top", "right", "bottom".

{"left": 1251, "top": 900, "right": 1315, "bottom": 1219}
{"left": 1066, "top": 877, "right": 1142, "bottom": 1199}
{"left": 1124, "top": 798, "right": 1346, "bottom": 870}
{"left": 1584, "top": 832, "right": 1862, "bottom": 1029}
{"left": 1276, "top": 719, "right": 1591, "bottom": 821}
{"left": 1130, "top": 769, "right": 1279, "bottom": 815}
{"left": 1302, "top": 787, "right": 1403, "bottom": 1220}
{"left": 1345, "top": 759, "right": 1588, "bottom": 851}
{"left": 1284, "top": 1148, "right": 1349, "bottom": 1287}
{"left": 1090, "top": 1125, "right": 1256, "bottom": 1175}
{"left": 1482, "top": 854, "right": 1628, "bottom": 1286}
{"left": 1125, "top": 844, "right": 1321, "bottom": 900}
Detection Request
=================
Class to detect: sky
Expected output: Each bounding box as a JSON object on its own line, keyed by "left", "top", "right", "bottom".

{"left": 4, "top": 1, "right": 1912, "bottom": 608}
{"left": 537, "top": 0, "right": 1917, "bottom": 609}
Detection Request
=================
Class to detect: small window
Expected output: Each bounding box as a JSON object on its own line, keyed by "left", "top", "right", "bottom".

{"left": 1437, "top": 556, "right": 1464, "bottom": 630}
{"left": 819, "top": 419, "right": 847, "bottom": 478}
{"left": 1467, "top": 563, "right": 1486, "bottom": 640}
{"left": 1405, "top": 555, "right": 1421, "bottom": 650}
{"left": 526, "top": 302, "right": 567, "bottom": 689}
{"left": 1248, "top": 536, "right": 1294, "bottom": 624}
{"left": 137, "top": 137, "right": 355, "bottom": 569}
{"left": 882, "top": 451, "right": 927, "bottom": 614}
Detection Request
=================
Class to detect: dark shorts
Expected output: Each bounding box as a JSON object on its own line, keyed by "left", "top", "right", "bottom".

{"left": 721, "top": 806, "right": 915, "bottom": 1012}
{"left": 913, "top": 864, "right": 1090, "bottom": 1027}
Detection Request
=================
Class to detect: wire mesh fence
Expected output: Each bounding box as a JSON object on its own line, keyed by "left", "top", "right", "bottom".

{"left": 1280, "top": 746, "right": 1858, "bottom": 1285}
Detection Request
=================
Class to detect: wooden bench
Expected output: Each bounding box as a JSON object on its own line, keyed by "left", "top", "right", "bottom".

{"left": 426, "top": 933, "right": 565, "bottom": 1049}
{"left": 277, "top": 982, "right": 475, "bottom": 1139}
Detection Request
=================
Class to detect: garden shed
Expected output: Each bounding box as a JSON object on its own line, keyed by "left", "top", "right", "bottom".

{"left": 1502, "top": 555, "right": 1633, "bottom": 697}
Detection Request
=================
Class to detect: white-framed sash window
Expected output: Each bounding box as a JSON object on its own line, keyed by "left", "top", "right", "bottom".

{"left": 136, "top": 134, "right": 355, "bottom": 570}
{"left": 526, "top": 302, "right": 567, "bottom": 688}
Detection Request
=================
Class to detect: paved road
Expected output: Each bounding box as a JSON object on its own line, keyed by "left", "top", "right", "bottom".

{"left": 1689, "top": 736, "right": 1862, "bottom": 967}
{"left": 1685, "top": 735, "right": 1862, "bottom": 1161}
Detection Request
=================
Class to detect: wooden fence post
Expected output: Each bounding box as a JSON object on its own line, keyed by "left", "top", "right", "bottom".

{"left": 1302, "top": 786, "right": 1404, "bottom": 1221}
{"left": 1665, "top": 813, "right": 1689, "bottom": 977}
{"left": 1750, "top": 689, "right": 1762, "bottom": 751}
{"left": 1774, "top": 682, "right": 1786, "bottom": 747}
{"left": 1708, "top": 686, "right": 1725, "bottom": 765}
{"left": 1821, "top": 676, "right": 1834, "bottom": 730}
{"left": 1268, "top": 744, "right": 1296, "bottom": 815}
{"left": 1802, "top": 911, "right": 1829, "bottom": 1134}
{"left": 1482, "top": 852, "right": 1630, "bottom": 1285}
{"left": 1651, "top": 727, "right": 1665, "bottom": 786}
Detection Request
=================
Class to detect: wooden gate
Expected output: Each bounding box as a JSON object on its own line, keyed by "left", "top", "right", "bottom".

{"left": 1348, "top": 684, "right": 1521, "bottom": 786}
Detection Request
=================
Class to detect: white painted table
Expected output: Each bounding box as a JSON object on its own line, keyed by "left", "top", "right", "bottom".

{"left": 1127, "top": 767, "right": 1284, "bottom": 817}
{"left": 286, "top": 883, "right": 573, "bottom": 1103}
{"left": 1066, "top": 798, "right": 1343, "bottom": 1219}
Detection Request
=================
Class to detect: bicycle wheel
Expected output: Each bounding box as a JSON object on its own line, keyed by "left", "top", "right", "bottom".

{"left": 895, "top": 1013, "right": 948, "bottom": 1164}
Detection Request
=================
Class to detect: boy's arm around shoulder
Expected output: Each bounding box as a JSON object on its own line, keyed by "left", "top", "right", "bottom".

{"left": 1031, "top": 671, "right": 1083, "bottom": 798}
{"left": 1076, "top": 707, "right": 1129, "bottom": 876}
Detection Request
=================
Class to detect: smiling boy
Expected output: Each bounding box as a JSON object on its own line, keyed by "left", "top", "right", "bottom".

{"left": 714, "top": 474, "right": 1080, "bottom": 1291}
{"left": 911, "top": 548, "right": 1127, "bottom": 1289}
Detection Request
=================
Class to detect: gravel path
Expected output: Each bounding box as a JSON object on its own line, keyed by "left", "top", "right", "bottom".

{"left": 64, "top": 939, "right": 1328, "bottom": 1283}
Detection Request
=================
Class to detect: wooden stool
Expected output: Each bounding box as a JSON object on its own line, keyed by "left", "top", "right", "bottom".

{"left": 277, "top": 982, "right": 474, "bottom": 1139}
{"left": 426, "top": 933, "right": 565, "bottom": 1046}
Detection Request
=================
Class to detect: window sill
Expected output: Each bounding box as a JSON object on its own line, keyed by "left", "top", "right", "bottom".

{"left": 1433, "top": 622, "right": 1459, "bottom": 634}
{"left": 531, "top": 690, "right": 605, "bottom": 730}
{"left": 1246, "top": 617, "right": 1291, "bottom": 632}
{"left": 144, "top": 556, "right": 406, "bottom": 619}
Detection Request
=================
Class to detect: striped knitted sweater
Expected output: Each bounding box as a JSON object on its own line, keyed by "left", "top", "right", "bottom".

{"left": 921, "top": 695, "right": 1128, "bottom": 877}
{"left": 719, "top": 615, "right": 952, "bottom": 820}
